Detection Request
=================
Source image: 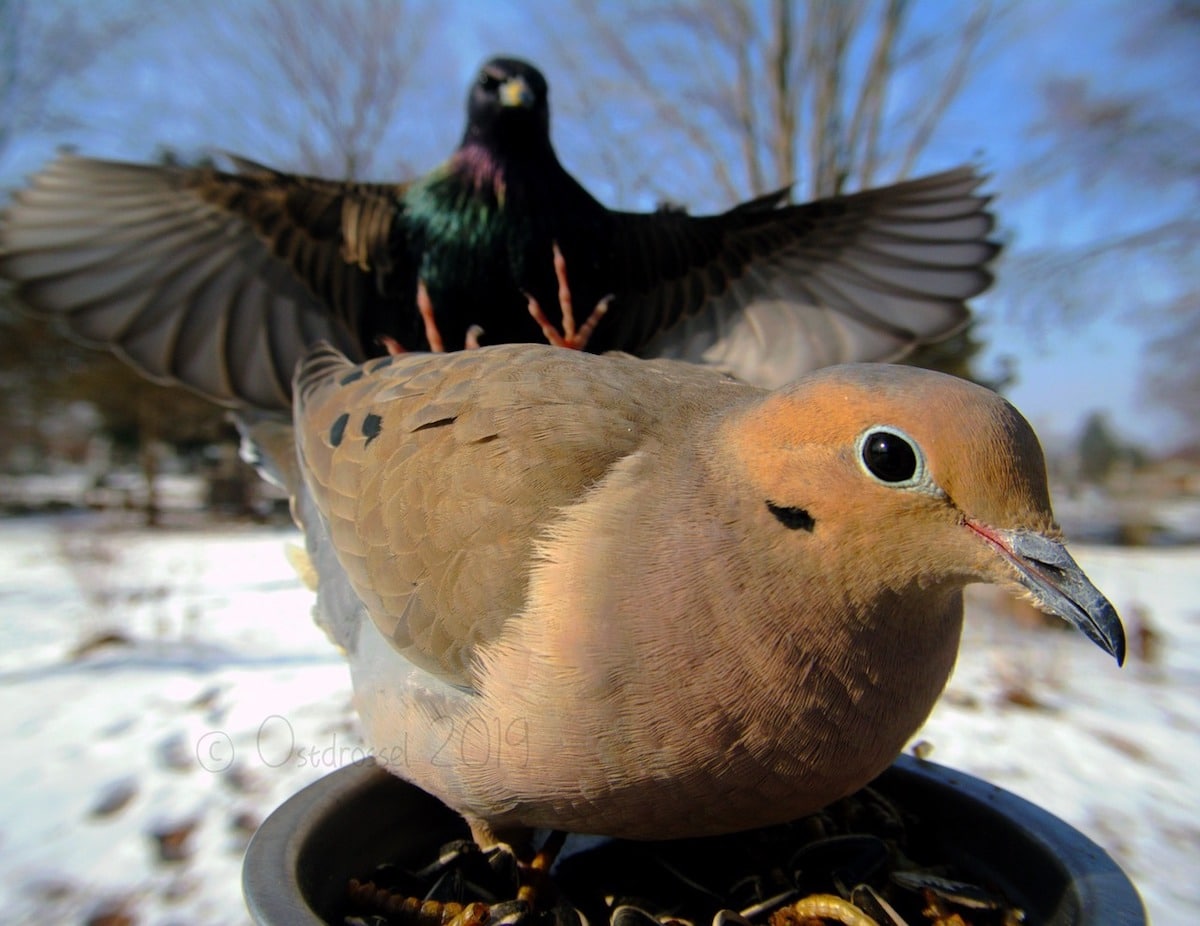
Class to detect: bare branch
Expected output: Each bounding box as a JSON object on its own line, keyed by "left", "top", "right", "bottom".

{"left": 224, "top": 0, "right": 432, "bottom": 179}
{"left": 1142, "top": 291, "right": 1200, "bottom": 445}
{"left": 1015, "top": 219, "right": 1199, "bottom": 276}
{"left": 554, "top": 1, "right": 1005, "bottom": 207}
{"left": 897, "top": 1, "right": 990, "bottom": 177}
{"left": 570, "top": 0, "right": 743, "bottom": 204}
{"left": 767, "top": 0, "right": 796, "bottom": 191}
{"left": 806, "top": 1, "right": 857, "bottom": 197}
{"left": 549, "top": 52, "right": 648, "bottom": 204}
{"left": 847, "top": 0, "right": 908, "bottom": 187}
{"left": 0, "top": 0, "right": 157, "bottom": 166}
{"left": 728, "top": 5, "right": 766, "bottom": 196}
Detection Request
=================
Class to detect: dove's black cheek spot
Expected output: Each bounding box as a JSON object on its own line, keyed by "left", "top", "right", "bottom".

{"left": 767, "top": 502, "right": 815, "bottom": 532}
{"left": 330, "top": 413, "right": 349, "bottom": 448}
{"left": 339, "top": 369, "right": 365, "bottom": 386}
{"left": 362, "top": 413, "right": 383, "bottom": 447}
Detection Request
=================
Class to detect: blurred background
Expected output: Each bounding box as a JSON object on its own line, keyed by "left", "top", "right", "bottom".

{"left": 0, "top": 1, "right": 1196, "bottom": 924}
{"left": 0, "top": 0, "right": 1196, "bottom": 534}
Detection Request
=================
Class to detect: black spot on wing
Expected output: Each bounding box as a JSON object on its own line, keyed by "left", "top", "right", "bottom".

{"left": 330, "top": 413, "right": 349, "bottom": 447}
{"left": 369, "top": 356, "right": 395, "bottom": 373}
{"left": 339, "top": 369, "right": 365, "bottom": 386}
{"left": 362, "top": 413, "right": 383, "bottom": 446}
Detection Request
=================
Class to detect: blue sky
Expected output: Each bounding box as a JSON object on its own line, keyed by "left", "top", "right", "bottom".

{"left": 4, "top": 0, "right": 1195, "bottom": 451}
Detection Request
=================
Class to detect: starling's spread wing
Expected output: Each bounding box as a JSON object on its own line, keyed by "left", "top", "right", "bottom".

{"left": 604, "top": 167, "right": 996, "bottom": 388}
{"left": 0, "top": 154, "right": 405, "bottom": 409}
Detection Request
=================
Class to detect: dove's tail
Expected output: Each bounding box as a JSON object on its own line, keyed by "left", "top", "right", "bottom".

{"left": 234, "top": 410, "right": 300, "bottom": 496}
{"left": 233, "top": 401, "right": 366, "bottom": 653}
{"left": 235, "top": 341, "right": 380, "bottom": 652}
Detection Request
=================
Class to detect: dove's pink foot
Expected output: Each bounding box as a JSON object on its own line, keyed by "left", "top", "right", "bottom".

{"left": 526, "top": 242, "right": 612, "bottom": 351}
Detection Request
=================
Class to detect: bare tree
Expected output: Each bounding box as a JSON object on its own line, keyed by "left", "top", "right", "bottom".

{"left": 553, "top": 0, "right": 1003, "bottom": 206}
{"left": 1008, "top": 75, "right": 1199, "bottom": 295}
{"left": 201, "top": 0, "right": 439, "bottom": 179}
{"left": 0, "top": 0, "right": 155, "bottom": 170}
{"left": 1142, "top": 294, "right": 1200, "bottom": 446}
{"left": 998, "top": 4, "right": 1199, "bottom": 445}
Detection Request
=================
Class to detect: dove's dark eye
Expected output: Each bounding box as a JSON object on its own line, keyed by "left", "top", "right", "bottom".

{"left": 861, "top": 429, "right": 919, "bottom": 483}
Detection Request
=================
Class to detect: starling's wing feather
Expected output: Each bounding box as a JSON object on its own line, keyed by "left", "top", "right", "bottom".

{"left": 606, "top": 167, "right": 996, "bottom": 388}
{"left": 0, "top": 154, "right": 404, "bottom": 409}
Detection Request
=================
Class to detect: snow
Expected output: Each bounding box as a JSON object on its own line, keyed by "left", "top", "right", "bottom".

{"left": 0, "top": 513, "right": 355, "bottom": 925}
{"left": 0, "top": 512, "right": 1196, "bottom": 925}
{"left": 922, "top": 548, "right": 1200, "bottom": 924}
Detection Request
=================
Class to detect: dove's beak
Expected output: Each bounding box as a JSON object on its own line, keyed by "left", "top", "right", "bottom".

{"left": 968, "top": 521, "right": 1126, "bottom": 665}
{"left": 499, "top": 75, "right": 535, "bottom": 108}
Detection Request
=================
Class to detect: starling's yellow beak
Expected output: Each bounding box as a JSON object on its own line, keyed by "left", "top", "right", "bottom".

{"left": 499, "top": 75, "right": 534, "bottom": 108}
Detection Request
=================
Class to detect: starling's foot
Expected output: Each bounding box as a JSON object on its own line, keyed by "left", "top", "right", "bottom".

{"left": 417, "top": 279, "right": 447, "bottom": 352}
{"left": 404, "top": 281, "right": 484, "bottom": 352}
{"left": 372, "top": 278, "right": 444, "bottom": 355}
{"left": 526, "top": 242, "right": 611, "bottom": 351}
{"left": 375, "top": 280, "right": 448, "bottom": 355}
{"left": 378, "top": 334, "right": 408, "bottom": 356}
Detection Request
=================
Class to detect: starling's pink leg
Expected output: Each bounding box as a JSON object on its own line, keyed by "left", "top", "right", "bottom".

{"left": 381, "top": 281, "right": 484, "bottom": 354}
{"left": 417, "top": 280, "right": 446, "bottom": 353}
{"left": 526, "top": 243, "right": 612, "bottom": 351}
{"left": 377, "top": 335, "right": 407, "bottom": 356}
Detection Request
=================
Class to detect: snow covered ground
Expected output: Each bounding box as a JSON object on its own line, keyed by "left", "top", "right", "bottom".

{"left": 0, "top": 511, "right": 1196, "bottom": 925}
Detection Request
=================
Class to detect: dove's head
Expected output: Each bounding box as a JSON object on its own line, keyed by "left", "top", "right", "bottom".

{"left": 725, "top": 363, "right": 1125, "bottom": 664}
{"left": 464, "top": 57, "right": 551, "bottom": 149}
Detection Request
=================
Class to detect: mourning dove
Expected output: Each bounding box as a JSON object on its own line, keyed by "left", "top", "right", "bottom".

{"left": 247, "top": 341, "right": 1124, "bottom": 847}
{"left": 0, "top": 57, "right": 995, "bottom": 409}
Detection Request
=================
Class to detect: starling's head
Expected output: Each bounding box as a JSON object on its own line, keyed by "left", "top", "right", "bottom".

{"left": 464, "top": 57, "right": 551, "bottom": 151}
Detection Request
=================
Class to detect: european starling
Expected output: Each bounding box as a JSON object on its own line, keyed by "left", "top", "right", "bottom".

{"left": 0, "top": 57, "right": 997, "bottom": 410}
